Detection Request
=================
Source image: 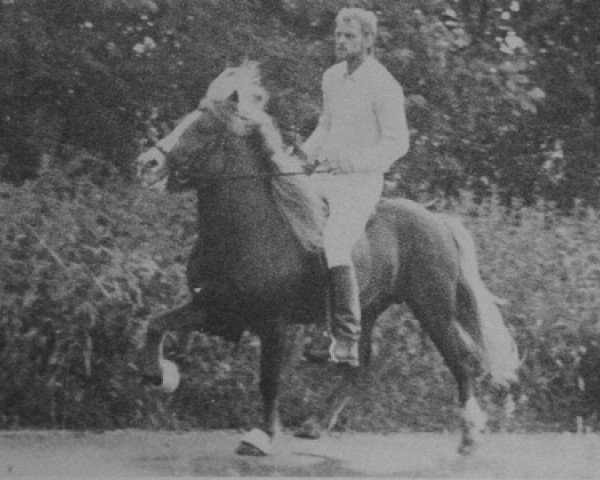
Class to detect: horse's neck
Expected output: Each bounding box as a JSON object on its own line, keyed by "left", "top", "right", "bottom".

{"left": 195, "top": 135, "right": 282, "bottom": 246}
{"left": 197, "top": 179, "right": 274, "bottom": 230}
{"left": 191, "top": 131, "right": 310, "bottom": 297}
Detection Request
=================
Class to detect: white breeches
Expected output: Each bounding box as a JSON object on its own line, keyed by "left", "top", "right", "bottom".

{"left": 319, "top": 173, "right": 384, "bottom": 268}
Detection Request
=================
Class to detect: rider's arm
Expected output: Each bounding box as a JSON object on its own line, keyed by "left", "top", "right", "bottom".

{"left": 343, "top": 79, "right": 409, "bottom": 173}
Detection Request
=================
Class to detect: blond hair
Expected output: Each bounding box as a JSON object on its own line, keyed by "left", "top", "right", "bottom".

{"left": 336, "top": 7, "right": 378, "bottom": 54}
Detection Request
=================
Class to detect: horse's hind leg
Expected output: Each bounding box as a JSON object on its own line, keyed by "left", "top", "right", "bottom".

{"left": 358, "top": 306, "right": 377, "bottom": 368}
{"left": 294, "top": 306, "right": 378, "bottom": 439}
{"left": 323, "top": 309, "right": 378, "bottom": 433}
{"left": 409, "top": 298, "right": 485, "bottom": 454}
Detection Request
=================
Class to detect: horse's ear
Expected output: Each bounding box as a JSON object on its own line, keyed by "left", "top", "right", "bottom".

{"left": 228, "top": 90, "right": 239, "bottom": 104}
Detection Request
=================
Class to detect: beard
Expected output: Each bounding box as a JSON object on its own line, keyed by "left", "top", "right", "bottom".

{"left": 336, "top": 47, "right": 361, "bottom": 63}
{"left": 335, "top": 47, "right": 346, "bottom": 62}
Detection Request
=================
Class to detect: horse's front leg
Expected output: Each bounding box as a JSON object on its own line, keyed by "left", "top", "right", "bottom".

{"left": 139, "top": 301, "right": 205, "bottom": 388}
{"left": 237, "top": 318, "right": 287, "bottom": 456}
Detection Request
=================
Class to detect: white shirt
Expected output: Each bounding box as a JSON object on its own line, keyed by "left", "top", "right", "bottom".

{"left": 303, "top": 56, "right": 409, "bottom": 173}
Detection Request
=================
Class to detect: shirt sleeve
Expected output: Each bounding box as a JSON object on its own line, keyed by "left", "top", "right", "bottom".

{"left": 301, "top": 73, "right": 332, "bottom": 162}
{"left": 344, "top": 79, "right": 409, "bottom": 173}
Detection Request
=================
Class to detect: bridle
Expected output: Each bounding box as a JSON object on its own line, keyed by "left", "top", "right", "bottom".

{"left": 156, "top": 118, "right": 336, "bottom": 184}
{"left": 173, "top": 168, "right": 336, "bottom": 183}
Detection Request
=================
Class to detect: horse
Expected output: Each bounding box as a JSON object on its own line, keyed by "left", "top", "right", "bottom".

{"left": 135, "top": 61, "right": 519, "bottom": 456}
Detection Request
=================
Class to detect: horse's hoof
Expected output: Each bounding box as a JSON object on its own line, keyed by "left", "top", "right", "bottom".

{"left": 141, "top": 359, "right": 180, "bottom": 393}
{"left": 294, "top": 419, "right": 322, "bottom": 439}
{"left": 158, "top": 359, "right": 180, "bottom": 393}
{"left": 236, "top": 428, "right": 272, "bottom": 456}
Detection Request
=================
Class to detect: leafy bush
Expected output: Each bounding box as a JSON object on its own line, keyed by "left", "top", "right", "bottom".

{"left": 0, "top": 161, "right": 599, "bottom": 433}
{"left": 0, "top": 165, "right": 193, "bottom": 428}
{"left": 2, "top": 0, "right": 598, "bottom": 207}
{"left": 459, "top": 197, "right": 600, "bottom": 432}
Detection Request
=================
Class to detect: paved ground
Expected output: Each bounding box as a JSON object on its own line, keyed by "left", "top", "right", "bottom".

{"left": 0, "top": 430, "right": 599, "bottom": 478}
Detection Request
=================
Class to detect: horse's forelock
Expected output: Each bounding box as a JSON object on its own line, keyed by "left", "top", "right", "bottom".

{"left": 195, "top": 61, "right": 290, "bottom": 169}
{"left": 207, "top": 61, "right": 264, "bottom": 99}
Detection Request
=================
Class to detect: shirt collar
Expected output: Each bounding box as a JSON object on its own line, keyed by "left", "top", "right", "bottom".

{"left": 344, "top": 56, "right": 376, "bottom": 82}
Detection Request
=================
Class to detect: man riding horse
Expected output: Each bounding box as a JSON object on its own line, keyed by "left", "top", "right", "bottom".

{"left": 134, "top": 6, "right": 519, "bottom": 456}
{"left": 302, "top": 8, "right": 409, "bottom": 367}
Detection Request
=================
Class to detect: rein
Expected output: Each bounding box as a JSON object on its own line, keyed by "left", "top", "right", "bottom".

{"left": 162, "top": 133, "right": 336, "bottom": 183}
{"left": 184, "top": 168, "right": 335, "bottom": 182}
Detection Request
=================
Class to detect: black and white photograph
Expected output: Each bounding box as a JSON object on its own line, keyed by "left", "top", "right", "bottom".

{"left": 0, "top": 0, "right": 599, "bottom": 477}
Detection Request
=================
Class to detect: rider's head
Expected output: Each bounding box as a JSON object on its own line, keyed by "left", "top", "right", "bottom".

{"left": 334, "top": 8, "right": 377, "bottom": 63}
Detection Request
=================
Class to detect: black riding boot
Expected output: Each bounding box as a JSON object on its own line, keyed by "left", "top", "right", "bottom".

{"left": 304, "top": 265, "right": 361, "bottom": 367}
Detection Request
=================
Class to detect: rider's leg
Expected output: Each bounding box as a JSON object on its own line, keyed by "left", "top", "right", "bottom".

{"left": 306, "top": 173, "right": 383, "bottom": 367}
{"left": 327, "top": 264, "right": 361, "bottom": 366}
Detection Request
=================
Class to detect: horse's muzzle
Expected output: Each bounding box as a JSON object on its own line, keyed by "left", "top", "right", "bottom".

{"left": 174, "top": 165, "right": 193, "bottom": 184}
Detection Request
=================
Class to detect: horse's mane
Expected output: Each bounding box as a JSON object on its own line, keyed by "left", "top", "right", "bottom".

{"left": 249, "top": 114, "right": 327, "bottom": 253}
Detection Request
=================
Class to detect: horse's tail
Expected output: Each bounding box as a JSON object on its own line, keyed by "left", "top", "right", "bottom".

{"left": 441, "top": 215, "right": 519, "bottom": 386}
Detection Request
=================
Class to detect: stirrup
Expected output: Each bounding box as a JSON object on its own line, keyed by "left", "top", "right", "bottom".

{"left": 329, "top": 337, "right": 359, "bottom": 368}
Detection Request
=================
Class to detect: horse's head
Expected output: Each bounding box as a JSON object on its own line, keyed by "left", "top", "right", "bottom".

{"left": 136, "top": 61, "right": 274, "bottom": 192}
{"left": 203, "top": 60, "right": 271, "bottom": 134}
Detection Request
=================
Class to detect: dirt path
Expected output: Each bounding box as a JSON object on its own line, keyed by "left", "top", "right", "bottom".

{"left": 0, "top": 430, "right": 599, "bottom": 477}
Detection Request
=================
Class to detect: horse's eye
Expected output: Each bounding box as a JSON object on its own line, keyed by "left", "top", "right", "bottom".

{"left": 228, "top": 90, "right": 239, "bottom": 103}
{"left": 254, "top": 94, "right": 263, "bottom": 102}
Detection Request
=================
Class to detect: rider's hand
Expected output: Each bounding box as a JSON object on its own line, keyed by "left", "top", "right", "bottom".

{"left": 295, "top": 147, "right": 321, "bottom": 175}
{"left": 303, "top": 161, "right": 320, "bottom": 175}
{"left": 317, "top": 151, "right": 344, "bottom": 174}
